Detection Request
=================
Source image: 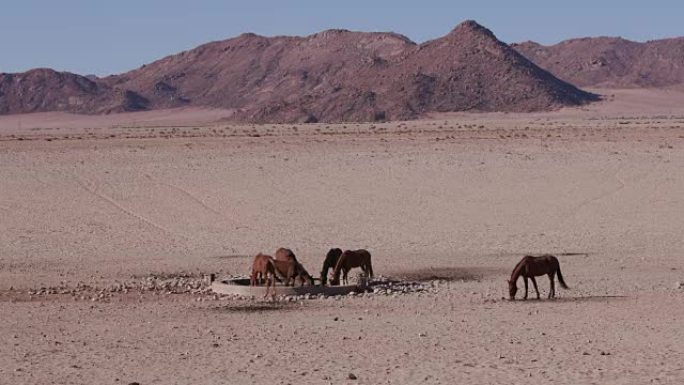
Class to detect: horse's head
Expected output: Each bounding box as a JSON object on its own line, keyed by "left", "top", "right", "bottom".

{"left": 305, "top": 273, "right": 315, "bottom": 286}
{"left": 296, "top": 264, "right": 315, "bottom": 286}
{"left": 319, "top": 270, "right": 328, "bottom": 286}
{"left": 508, "top": 279, "right": 517, "bottom": 300}
{"left": 329, "top": 271, "right": 340, "bottom": 286}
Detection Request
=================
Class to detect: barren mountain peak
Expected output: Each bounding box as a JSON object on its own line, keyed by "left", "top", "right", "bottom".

{"left": 511, "top": 40, "right": 541, "bottom": 47}
{"left": 237, "top": 32, "right": 262, "bottom": 39}
{"left": 313, "top": 28, "right": 352, "bottom": 36}
{"left": 449, "top": 20, "right": 496, "bottom": 38}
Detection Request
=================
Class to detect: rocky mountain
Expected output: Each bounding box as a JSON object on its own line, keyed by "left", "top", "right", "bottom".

{"left": 512, "top": 37, "right": 684, "bottom": 88}
{"left": 0, "top": 21, "right": 597, "bottom": 122}
{"left": 0, "top": 68, "right": 149, "bottom": 115}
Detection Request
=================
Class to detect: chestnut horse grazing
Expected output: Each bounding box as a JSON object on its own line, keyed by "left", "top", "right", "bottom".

{"left": 508, "top": 255, "right": 568, "bottom": 300}
{"left": 250, "top": 253, "right": 276, "bottom": 298}
{"left": 330, "top": 249, "right": 373, "bottom": 286}
{"left": 320, "top": 248, "right": 342, "bottom": 286}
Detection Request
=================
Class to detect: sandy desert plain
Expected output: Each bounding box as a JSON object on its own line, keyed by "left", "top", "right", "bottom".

{"left": 2, "top": 88, "right": 684, "bottom": 385}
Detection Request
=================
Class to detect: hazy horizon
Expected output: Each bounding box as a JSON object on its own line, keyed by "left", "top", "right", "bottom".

{"left": 2, "top": 0, "right": 683, "bottom": 76}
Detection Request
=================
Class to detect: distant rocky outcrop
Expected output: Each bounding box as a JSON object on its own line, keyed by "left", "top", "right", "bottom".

{"left": 513, "top": 36, "right": 684, "bottom": 88}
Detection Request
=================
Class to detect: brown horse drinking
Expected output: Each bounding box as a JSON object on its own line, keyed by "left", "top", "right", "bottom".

{"left": 250, "top": 253, "right": 276, "bottom": 298}
{"left": 274, "top": 247, "right": 300, "bottom": 285}
{"left": 508, "top": 255, "right": 568, "bottom": 300}
{"left": 320, "top": 248, "right": 342, "bottom": 286}
{"left": 293, "top": 262, "right": 315, "bottom": 286}
{"left": 330, "top": 249, "right": 373, "bottom": 286}
{"left": 273, "top": 259, "right": 315, "bottom": 286}
{"left": 275, "top": 247, "right": 298, "bottom": 262}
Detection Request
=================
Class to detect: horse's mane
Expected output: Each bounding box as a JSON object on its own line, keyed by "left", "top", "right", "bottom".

{"left": 323, "top": 249, "right": 341, "bottom": 271}
{"left": 331, "top": 252, "right": 346, "bottom": 280}
{"left": 510, "top": 256, "right": 529, "bottom": 280}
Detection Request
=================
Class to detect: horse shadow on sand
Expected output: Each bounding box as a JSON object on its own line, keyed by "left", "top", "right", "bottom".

{"left": 212, "top": 301, "right": 303, "bottom": 313}
{"left": 393, "top": 266, "right": 508, "bottom": 283}
{"left": 510, "top": 295, "right": 629, "bottom": 304}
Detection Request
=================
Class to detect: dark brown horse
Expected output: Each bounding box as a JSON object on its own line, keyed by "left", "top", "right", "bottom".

{"left": 508, "top": 255, "right": 568, "bottom": 300}
{"left": 250, "top": 253, "right": 276, "bottom": 298}
{"left": 320, "top": 248, "right": 342, "bottom": 286}
{"left": 330, "top": 249, "right": 373, "bottom": 286}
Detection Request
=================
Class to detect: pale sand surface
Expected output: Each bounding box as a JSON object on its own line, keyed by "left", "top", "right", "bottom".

{"left": 0, "top": 107, "right": 236, "bottom": 132}
{"left": 2, "top": 90, "right": 684, "bottom": 384}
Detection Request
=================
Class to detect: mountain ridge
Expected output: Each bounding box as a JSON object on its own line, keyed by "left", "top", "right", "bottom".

{"left": 1, "top": 20, "right": 597, "bottom": 122}
{"left": 512, "top": 36, "right": 684, "bottom": 88}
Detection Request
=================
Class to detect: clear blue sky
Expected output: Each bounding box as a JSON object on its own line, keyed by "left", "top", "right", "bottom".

{"left": 1, "top": 0, "right": 682, "bottom": 76}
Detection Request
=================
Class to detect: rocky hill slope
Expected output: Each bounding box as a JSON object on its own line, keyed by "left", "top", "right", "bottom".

{"left": 513, "top": 37, "right": 684, "bottom": 88}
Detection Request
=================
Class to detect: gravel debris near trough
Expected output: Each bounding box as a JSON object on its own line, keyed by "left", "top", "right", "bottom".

{"left": 2, "top": 273, "right": 437, "bottom": 303}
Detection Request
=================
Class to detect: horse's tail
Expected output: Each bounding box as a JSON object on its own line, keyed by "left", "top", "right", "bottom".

{"left": 556, "top": 266, "right": 569, "bottom": 289}
{"left": 366, "top": 252, "right": 374, "bottom": 278}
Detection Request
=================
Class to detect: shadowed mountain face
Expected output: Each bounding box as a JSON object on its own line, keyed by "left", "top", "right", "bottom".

{"left": 0, "top": 69, "right": 149, "bottom": 115}
{"left": 1, "top": 21, "right": 597, "bottom": 123}
{"left": 512, "top": 37, "right": 684, "bottom": 88}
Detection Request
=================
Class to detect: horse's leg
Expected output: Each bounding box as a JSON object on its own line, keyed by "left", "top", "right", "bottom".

{"left": 287, "top": 264, "right": 295, "bottom": 286}
{"left": 530, "top": 276, "right": 540, "bottom": 299}
{"left": 548, "top": 273, "right": 555, "bottom": 299}
{"left": 523, "top": 276, "right": 529, "bottom": 300}
{"left": 263, "top": 275, "right": 270, "bottom": 299}
{"left": 343, "top": 268, "right": 349, "bottom": 285}
{"left": 270, "top": 273, "right": 276, "bottom": 301}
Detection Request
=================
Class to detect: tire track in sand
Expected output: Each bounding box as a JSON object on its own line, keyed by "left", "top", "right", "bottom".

{"left": 69, "top": 172, "right": 186, "bottom": 241}
{"left": 143, "top": 174, "right": 251, "bottom": 231}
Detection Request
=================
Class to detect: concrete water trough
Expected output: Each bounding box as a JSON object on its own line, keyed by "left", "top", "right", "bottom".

{"left": 211, "top": 277, "right": 367, "bottom": 297}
